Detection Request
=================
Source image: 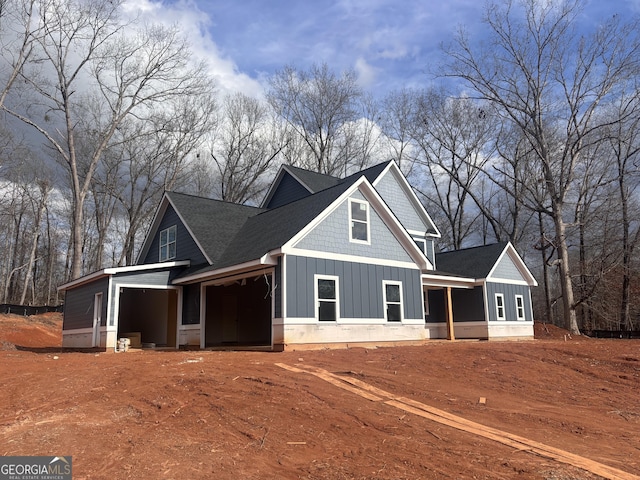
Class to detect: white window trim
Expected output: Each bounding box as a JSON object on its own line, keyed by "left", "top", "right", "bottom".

{"left": 495, "top": 293, "right": 506, "bottom": 321}
{"left": 348, "top": 198, "right": 371, "bottom": 245}
{"left": 383, "top": 280, "right": 403, "bottom": 322}
{"left": 159, "top": 225, "right": 177, "bottom": 262}
{"left": 515, "top": 294, "right": 526, "bottom": 321}
{"left": 314, "top": 274, "right": 340, "bottom": 322}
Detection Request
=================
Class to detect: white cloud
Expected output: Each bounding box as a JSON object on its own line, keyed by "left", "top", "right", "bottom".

{"left": 354, "top": 57, "right": 378, "bottom": 88}
{"left": 121, "top": 0, "right": 264, "bottom": 98}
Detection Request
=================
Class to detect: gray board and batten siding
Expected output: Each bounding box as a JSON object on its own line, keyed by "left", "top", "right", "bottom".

{"left": 286, "top": 255, "right": 423, "bottom": 320}
{"left": 294, "top": 191, "right": 414, "bottom": 264}
{"left": 485, "top": 282, "right": 533, "bottom": 322}
{"left": 141, "top": 204, "right": 208, "bottom": 266}
{"left": 63, "top": 277, "right": 109, "bottom": 330}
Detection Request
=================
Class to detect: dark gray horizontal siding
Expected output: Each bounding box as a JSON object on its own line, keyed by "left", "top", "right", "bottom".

{"left": 62, "top": 278, "right": 109, "bottom": 330}
{"left": 182, "top": 283, "right": 201, "bottom": 325}
{"left": 142, "top": 204, "right": 207, "bottom": 265}
{"left": 266, "top": 173, "right": 311, "bottom": 208}
{"left": 486, "top": 282, "right": 533, "bottom": 321}
{"left": 286, "top": 255, "right": 422, "bottom": 320}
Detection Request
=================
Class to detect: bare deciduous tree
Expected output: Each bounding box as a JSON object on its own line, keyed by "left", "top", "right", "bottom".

{"left": 442, "top": 0, "right": 640, "bottom": 333}
{"left": 2, "top": 0, "right": 215, "bottom": 279}
{"left": 267, "top": 63, "right": 372, "bottom": 176}
{"left": 210, "top": 92, "right": 283, "bottom": 204}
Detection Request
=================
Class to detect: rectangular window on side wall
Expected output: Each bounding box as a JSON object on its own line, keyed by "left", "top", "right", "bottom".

{"left": 383, "top": 281, "right": 403, "bottom": 322}
{"left": 495, "top": 293, "right": 506, "bottom": 320}
{"left": 316, "top": 275, "right": 339, "bottom": 321}
{"left": 349, "top": 199, "right": 370, "bottom": 244}
{"left": 159, "top": 225, "right": 177, "bottom": 262}
{"left": 515, "top": 295, "right": 526, "bottom": 321}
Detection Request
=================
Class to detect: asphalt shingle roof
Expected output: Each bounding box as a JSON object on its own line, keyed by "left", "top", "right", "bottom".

{"left": 435, "top": 242, "right": 509, "bottom": 279}
{"left": 170, "top": 161, "right": 395, "bottom": 278}
{"left": 165, "top": 191, "right": 264, "bottom": 265}
{"left": 285, "top": 165, "right": 341, "bottom": 192}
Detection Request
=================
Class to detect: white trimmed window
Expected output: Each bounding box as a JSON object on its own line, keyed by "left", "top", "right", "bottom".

{"left": 349, "top": 199, "right": 370, "bottom": 244}
{"left": 383, "top": 281, "right": 403, "bottom": 322}
{"left": 495, "top": 293, "right": 506, "bottom": 320}
{"left": 515, "top": 295, "right": 526, "bottom": 321}
{"left": 413, "top": 237, "right": 427, "bottom": 254}
{"left": 159, "top": 225, "right": 177, "bottom": 262}
{"left": 315, "top": 275, "right": 339, "bottom": 322}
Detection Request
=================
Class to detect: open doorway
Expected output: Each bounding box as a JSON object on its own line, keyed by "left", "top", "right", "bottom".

{"left": 204, "top": 274, "right": 272, "bottom": 347}
{"left": 117, "top": 288, "right": 178, "bottom": 348}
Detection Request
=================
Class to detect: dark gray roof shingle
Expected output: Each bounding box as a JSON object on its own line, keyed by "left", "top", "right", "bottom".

{"left": 435, "top": 242, "right": 508, "bottom": 279}
{"left": 285, "top": 165, "right": 341, "bottom": 193}
{"left": 166, "top": 191, "right": 264, "bottom": 265}
{"left": 171, "top": 161, "right": 395, "bottom": 278}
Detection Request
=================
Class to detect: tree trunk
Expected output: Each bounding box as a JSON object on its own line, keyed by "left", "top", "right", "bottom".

{"left": 537, "top": 212, "right": 552, "bottom": 323}
{"left": 552, "top": 206, "right": 580, "bottom": 334}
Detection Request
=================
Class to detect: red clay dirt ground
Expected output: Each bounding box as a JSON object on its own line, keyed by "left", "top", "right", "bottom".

{"left": 1, "top": 314, "right": 639, "bottom": 480}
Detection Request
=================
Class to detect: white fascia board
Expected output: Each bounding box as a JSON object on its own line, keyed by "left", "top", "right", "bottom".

{"left": 57, "top": 270, "right": 110, "bottom": 292}
{"left": 57, "top": 260, "right": 191, "bottom": 291}
{"left": 103, "top": 260, "right": 191, "bottom": 275}
{"left": 172, "top": 253, "right": 278, "bottom": 285}
{"left": 422, "top": 274, "right": 479, "bottom": 288}
{"left": 282, "top": 175, "right": 432, "bottom": 271}
{"left": 487, "top": 242, "right": 539, "bottom": 287}
{"left": 372, "top": 161, "right": 441, "bottom": 238}
{"left": 284, "top": 247, "right": 421, "bottom": 270}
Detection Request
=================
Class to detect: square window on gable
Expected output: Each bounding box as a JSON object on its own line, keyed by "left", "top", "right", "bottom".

{"left": 159, "top": 225, "right": 177, "bottom": 262}
{"left": 349, "top": 199, "right": 370, "bottom": 244}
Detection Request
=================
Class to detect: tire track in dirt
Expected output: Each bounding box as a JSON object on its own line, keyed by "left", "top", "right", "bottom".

{"left": 276, "top": 362, "right": 639, "bottom": 480}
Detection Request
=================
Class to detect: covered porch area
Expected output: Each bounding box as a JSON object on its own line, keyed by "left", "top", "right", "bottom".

{"left": 422, "top": 273, "right": 487, "bottom": 340}
{"left": 200, "top": 268, "right": 275, "bottom": 349}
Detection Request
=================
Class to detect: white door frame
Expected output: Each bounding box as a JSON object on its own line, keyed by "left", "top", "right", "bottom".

{"left": 93, "top": 292, "right": 103, "bottom": 347}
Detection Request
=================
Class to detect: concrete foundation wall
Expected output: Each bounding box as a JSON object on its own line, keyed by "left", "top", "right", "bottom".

{"left": 179, "top": 325, "right": 201, "bottom": 346}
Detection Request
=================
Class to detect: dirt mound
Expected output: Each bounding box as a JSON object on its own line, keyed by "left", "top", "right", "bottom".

{"left": 534, "top": 321, "right": 589, "bottom": 341}
{"left": 0, "top": 312, "right": 62, "bottom": 349}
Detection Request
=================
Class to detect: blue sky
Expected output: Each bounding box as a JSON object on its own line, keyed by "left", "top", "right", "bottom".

{"left": 111, "top": 0, "right": 640, "bottom": 98}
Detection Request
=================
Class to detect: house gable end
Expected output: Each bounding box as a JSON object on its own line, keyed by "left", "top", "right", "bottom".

{"left": 489, "top": 252, "right": 526, "bottom": 282}
{"left": 140, "top": 203, "right": 208, "bottom": 266}
{"left": 372, "top": 162, "right": 440, "bottom": 237}
{"left": 288, "top": 179, "right": 430, "bottom": 270}
{"left": 261, "top": 165, "right": 341, "bottom": 209}
{"left": 292, "top": 191, "right": 414, "bottom": 264}
{"left": 263, "top": 170, "right": 314, "bottom": 209}
{"left": 487, "top": 244, "right": 538, "bottom": 286}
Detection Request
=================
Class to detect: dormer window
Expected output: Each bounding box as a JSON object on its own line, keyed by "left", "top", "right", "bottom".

{"left": 159, "top": 225, "right": 176, "bottom": 261}
{"left": 349, "top": 199, "right": 370, "bottom": 244}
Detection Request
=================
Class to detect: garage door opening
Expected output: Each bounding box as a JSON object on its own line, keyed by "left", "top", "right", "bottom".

{"left": 204, "top": 274, "right": 272, "bottom": 348}
{"left": 117, "top": 288, "right": 178, "bottom": 348}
